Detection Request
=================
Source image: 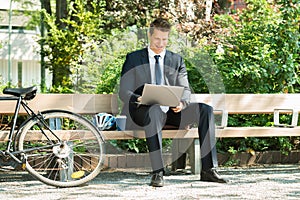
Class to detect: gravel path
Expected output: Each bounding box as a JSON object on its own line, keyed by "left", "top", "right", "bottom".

{"left": 1, "top": 164, "right": 300, "bottom": 200}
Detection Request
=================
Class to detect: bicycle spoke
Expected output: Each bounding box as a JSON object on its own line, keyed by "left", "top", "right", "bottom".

{"left": 18, "top": 110, "right": 104, "bottom": 187}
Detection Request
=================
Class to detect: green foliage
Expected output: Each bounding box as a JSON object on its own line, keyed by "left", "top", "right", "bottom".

{"left": 185, "top": 58, "right": 209, "bottom": 93}
{"left": 211, "top": 0, "right": 299, "bottom": 93}
{"left": 110, "top": 139, "right": 148, "bottom": 153}
{"left": 222, "top": 146, "right": 240, "bottom": 167}
{"left": 183, "top": 48, "right": 226, "bottom": 94}
{"left": 94, "top": 56, "right": 123, "bottom": 94}
{"left": 0, "top": 142, "right": 5, "bottom": 151}
{"left": 217, "top": 136, "right": 297, "bottom": 156}
{"left": 48, "top": 85, "right": 74, "bottom": 93}
{"left": 35, "top": 0, "right": 299, "bottom": 155}
{"left": 109, "top": 138, "right": 172, "bottom": 153}
{"left": 95, "top": 28, "right": 143, "bottom": 94}
{"left": 210, "top": 0, "right": 300, "bottom": 158}
{"left": 216, "top": 113, "right": 299, "bottom": 155}
{"left": 73, "top": 26, "right": 146, "bottom": 94}
{"left": 42, "top": 0, "right": 107, "bottom": 91}
{"left": 0, "top": 82, "right": 7, "bottom": 94}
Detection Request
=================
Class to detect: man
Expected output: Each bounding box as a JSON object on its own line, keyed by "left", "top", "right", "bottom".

{"left": 119, "top": 18, "right": 226, "bottom": 187}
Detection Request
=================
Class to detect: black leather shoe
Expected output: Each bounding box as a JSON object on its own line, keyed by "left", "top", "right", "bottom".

{"left": 200, "top": 169, "right": 227, "bottom": 183}
{"left": 150, "top": 171, "right": 164, "bottom": 187}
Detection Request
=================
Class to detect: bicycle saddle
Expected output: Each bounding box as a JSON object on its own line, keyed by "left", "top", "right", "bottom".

{"left": 3, "top": 86, "right": 38, "bottom": 100}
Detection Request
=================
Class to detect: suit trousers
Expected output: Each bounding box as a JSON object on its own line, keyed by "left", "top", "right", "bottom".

{"left": 129, "top": 102, "right": 218, "bottom": 173}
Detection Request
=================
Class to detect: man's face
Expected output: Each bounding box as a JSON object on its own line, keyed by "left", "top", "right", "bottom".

{"left": 148, "top": 28, "right": 169, "bottom": 54}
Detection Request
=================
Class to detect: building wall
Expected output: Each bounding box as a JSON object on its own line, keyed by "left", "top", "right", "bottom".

{"left": 0, "top": 58, "right": 52, "bottom": 89}
{"left": 0, "top": 30, "right": 52, "bottom": 89}
{"left": 0, "top": 0, "right": 51, "bottom": 90}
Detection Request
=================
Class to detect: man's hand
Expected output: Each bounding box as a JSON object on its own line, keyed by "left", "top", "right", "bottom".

{"left": 171, "top": 102, "right": 183, "bottom": 113}
{"left": 137, "top": 96, "right": 142, "bottom": 102}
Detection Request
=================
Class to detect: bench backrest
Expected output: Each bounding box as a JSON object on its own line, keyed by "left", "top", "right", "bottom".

{"left": 0, "top": 94, "right": 119, "bottom": 115}
{"left": 1, "top": 93, "right": 299, "bottom": 114}
{"left": 191, "top": 94, "right": 300, "bottom": 114}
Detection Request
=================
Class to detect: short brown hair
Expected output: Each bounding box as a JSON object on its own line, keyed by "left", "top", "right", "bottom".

{"left": 149, "top": 18, "right": 171, "bottom": 35}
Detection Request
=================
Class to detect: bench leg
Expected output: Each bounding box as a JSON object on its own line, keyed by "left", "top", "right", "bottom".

{"left": 171, "top": 138, "right": 201, "bottom": 174}
{"left": 171, "top": 139, "right": 187, "bottom": 171}
{"left": 171, "top": 139, "right": 180, "bottom": 171}
{"left": 187, "top": 139, "right": 201, "bottom": 174}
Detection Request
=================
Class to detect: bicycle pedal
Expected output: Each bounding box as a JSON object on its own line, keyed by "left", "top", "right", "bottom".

{"left": 20, "top": 156, "right": 27, "bottom": 170}
{"left": 0, "top": 157, "right": 20, "bottom": 170}
{"left": 21, "top": 163, "right": 26, "bottom": 170}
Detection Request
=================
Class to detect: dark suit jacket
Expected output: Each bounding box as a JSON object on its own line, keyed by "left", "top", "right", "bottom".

{"left": 119, "top": 48, "right": 191, "bottom": 128}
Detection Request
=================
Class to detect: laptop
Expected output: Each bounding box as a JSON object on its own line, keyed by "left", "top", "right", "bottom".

{"left": 140, "top": 84, "right": 184, "bottom": 107}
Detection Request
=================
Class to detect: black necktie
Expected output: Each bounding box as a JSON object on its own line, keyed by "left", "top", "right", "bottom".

{"left": 154, "top": 55, "right": 162, "bottom": 85}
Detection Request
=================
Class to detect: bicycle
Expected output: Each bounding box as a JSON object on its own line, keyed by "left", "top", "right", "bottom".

{"left": 0, "top": 86, "right": 105, "bottom": 187}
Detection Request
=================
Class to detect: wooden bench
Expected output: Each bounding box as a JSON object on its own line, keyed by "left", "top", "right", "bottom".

{"left": 1, "top": 93, "right": 300, "bottom": 174}
{"left": 101, "top": 94, "right": 300, "bottom": 173}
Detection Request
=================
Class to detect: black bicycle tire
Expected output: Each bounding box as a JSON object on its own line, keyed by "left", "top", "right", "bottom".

{"left": 17, "top": 110, "right": 105, "bottom": 187}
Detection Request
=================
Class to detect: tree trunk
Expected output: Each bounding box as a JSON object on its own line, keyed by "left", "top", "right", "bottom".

{"left": 42, "top": 0, "right": 52, "bottom": 15}
{"left": 205, "top": 0, "right": 213, "bottom": 21}
{"left": 56, "top": 0, "right": 68, "bottom": 29}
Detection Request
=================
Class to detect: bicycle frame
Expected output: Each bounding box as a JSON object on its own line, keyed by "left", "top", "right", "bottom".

{"left": 0, "top": 95, "right": 61, "bottom": 164}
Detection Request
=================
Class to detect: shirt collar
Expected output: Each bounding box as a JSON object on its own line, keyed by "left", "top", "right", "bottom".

{"left": 148, "top": 46, "right": 166, "bottom": 59}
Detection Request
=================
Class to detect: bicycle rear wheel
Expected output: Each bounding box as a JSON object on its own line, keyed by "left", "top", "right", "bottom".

{"left": 17, "top": 110, "right": 105, "bottom": 187}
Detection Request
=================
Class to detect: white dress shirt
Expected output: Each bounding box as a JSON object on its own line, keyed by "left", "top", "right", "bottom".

{"left": 147, "top": 47, "right": 169, "bottom": 112}
{"left": 148, "top": 47, "right": 166, "bottom": 84}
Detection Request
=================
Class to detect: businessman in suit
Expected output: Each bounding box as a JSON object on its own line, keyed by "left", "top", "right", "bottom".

{"left": 119, "top": 18, "right": 226, "bottom": 187}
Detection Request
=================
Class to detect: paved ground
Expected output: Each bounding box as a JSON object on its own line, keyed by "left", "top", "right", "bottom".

{"left": 0, "top": 164, "right": 300, "bottom": 200}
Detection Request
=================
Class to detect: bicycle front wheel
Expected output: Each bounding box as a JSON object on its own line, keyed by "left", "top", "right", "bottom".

{"left": 17, "top": 110, "right": 105, "bottom": 187}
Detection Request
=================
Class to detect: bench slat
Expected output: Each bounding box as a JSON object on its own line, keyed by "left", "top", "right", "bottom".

{"left": 102, "top": 129, "right": 195, "bottom": 140}
{"left": 1, "top": 93, "right": 299, "bottom": 115}
{"left": 103, "top": 127, "right": 300, "bottom": 139}
{"left": 217, "top": 127, "right": 300, "bottom": 137}
{"left": 192, "top": 94, "right": 300, "bottom": 114}
{"left": 0, "top": 94, "right": 119, "bottom": 115}
{"left": 1, "top": 127, "right": 300, "bottom": 142}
